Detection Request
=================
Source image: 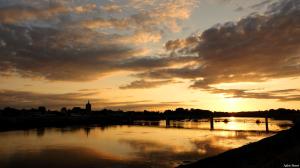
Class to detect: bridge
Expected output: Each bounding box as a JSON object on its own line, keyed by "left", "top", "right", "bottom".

{"left": 165, "top": 114, "right": 270, "bottom": 132}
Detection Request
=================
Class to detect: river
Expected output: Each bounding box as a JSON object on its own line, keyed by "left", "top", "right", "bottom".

{"left": 0, "top": 117, "right": 293, "bottom": 168}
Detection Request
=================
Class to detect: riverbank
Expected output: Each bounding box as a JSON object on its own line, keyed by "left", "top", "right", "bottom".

{"left": 0, "top": 115, "right": 134, "bottom": 132}
{"left": 179, "top": 123, "right": 300, "bottom": 168}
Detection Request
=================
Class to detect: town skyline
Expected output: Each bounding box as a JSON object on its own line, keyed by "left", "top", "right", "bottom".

{"left": 2, "top": 100, "right": 300, "bottom": 114}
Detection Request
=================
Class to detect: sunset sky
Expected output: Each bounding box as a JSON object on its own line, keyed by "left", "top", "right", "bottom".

{"left": 0, "top": 0, "right": 299, "bottom": 112}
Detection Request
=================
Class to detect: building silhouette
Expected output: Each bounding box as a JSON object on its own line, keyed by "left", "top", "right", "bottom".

{"left": 86, "top": 100, "right": 92, "bottom": 112}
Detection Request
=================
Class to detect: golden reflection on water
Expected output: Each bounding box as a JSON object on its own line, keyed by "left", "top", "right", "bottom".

{"left": 0, "top": 117, "right": 293, "bottom": 168}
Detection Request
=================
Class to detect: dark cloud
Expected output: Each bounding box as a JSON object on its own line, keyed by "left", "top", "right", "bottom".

{"left": 136, "top": 66, "right": 202, "bottom": 80}
{"left": 165, "top": 36, "right": 199, "bottom": 51}
{"left": 0, "top": 0, "right": 198, "bottom": 82}
{"left": 139, "top": 0, "right": 300, "bottom": 90}
{"left": 164, "top": 36, "right": 200, "bottom": 55}
{"left": 204, "top": 87, "right": 300, "bottom": 101}
{"left": 0, "top": 24, "right": 142, "bottom": 81}
{"left": 118, "top": 56, "right": 198, "bottom": 71}
{"left": 0, "top": 24, "right": 196, "bottom": 81}
{"left": 119, "top": 79, "right": 174, "bottom": 89}
{"left": 0, "top": 3, "right": 69, "bottom": 24}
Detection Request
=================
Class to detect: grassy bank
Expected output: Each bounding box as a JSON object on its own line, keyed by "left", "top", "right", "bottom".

{"left": 179, "top": 123, "right": 300, "bottom": 168}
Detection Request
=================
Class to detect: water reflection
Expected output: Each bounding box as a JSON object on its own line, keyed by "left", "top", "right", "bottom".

{"left": 0, "top": 146, "right": 146, "bottom": 168}
{"left": 134, "top": 117, "right": 292, "bottom": 133}
{"left": 0, "top": 117, "right": 293, "bottom": 168}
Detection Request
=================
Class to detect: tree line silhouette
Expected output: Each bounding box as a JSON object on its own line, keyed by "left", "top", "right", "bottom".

{"left": 0, "top": 106, "right": 300, "bottom": 131}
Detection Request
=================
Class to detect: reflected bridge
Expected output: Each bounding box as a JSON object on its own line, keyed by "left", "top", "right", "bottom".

{"left": 165, "top": 115, "right": 270, "bottom": 132}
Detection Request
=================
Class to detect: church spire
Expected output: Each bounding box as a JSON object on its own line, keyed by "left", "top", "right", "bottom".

{"left": 85, "top": 100, "right": 91, "bottom": 112}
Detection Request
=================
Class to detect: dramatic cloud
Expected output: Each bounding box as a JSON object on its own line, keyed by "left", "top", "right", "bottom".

{"left": 139, "top": 0, "right": 300, "bottom": 90}
{"left": 0, "top": 22, "right": 196, "bottom": 81}
{"left": 0, "top": 0, "right": 198, "bottom": 81}
{"left": 0, "top": 24, "right": 141, "bottom": 80}
{"left": 1, "top": 0, "right": 300, "bottom": 109}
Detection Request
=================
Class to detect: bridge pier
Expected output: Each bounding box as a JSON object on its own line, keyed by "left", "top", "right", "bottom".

{"left": 210, "top": 115, "right": 214, "bottom": 130}
{"left": 166, "top": 119, "right": 170, "bottom": 128}
{"left": 265, "top": 115, "right": 269, "bottom": 132}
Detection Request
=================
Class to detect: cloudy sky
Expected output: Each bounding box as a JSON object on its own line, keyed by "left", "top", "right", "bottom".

{"left": 0, "top": 0, "right": 299, "bottom": 111}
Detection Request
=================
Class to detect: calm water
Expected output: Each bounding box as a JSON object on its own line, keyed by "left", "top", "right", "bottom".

{"left": 0, "top": 117, "right": 293, "bottom": 168}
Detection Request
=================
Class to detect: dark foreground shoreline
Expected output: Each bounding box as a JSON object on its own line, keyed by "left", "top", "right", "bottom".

{"left": 179, "top": 123, "right": 300, "bottom": 168}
